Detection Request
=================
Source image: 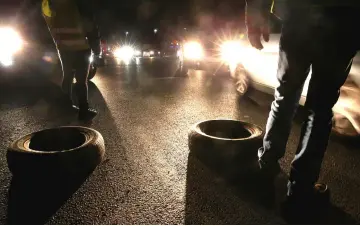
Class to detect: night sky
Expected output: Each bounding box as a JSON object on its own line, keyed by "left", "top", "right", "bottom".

{"left": 97, "top": 0, "right": 246, "bottom": 37}
{"left": 0, "top": 0, "right": 248, "bottom": 43}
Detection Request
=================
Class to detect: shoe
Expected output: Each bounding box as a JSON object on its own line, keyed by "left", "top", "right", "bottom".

{"left": 281, "top": 183, "right": 330, "bottom": 223}
{"left": 78, "top": 107, "right": 97, "bottom": 121}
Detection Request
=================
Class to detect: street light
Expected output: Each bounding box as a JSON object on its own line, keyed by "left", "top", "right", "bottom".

{"left": 125, "top": 31, "right": 129, "bottom": 36}
{"left": 154, "top": 28, "right": 158, "bottom": 34}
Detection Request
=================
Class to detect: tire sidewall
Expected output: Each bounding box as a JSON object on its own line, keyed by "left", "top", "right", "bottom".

{"left": 188, "top": 120, "right": 263, "bottom": 167}
{"left": 7, "top": 127, "right": 105, "bottom": 177}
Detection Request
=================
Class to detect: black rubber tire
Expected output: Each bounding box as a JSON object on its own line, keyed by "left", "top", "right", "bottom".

{"left": 88, "top": 64, "right": 97, "bottom": 80}
{"left": 188, "top": 119, "right": 263, "bottom": 168}
{"left": 7, "top": 126, "right": 105, "bottom": 177}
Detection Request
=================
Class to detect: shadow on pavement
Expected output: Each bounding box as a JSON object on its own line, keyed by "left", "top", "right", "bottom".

{"left": 0, "top": 71, "right": 63, "bottom": 111}
{"left": 283, "top": 204, "right": 358, "bottom": 225}
{"left": 185, "top": 126, "right": 358, "bottom": 224}
{"left": 56, "top": 80, "right": 130, "bottom": 224}
{"left": 185, "top": 150, "right": 282, "bottom": 224}
{"left": 3, "top": 79, "right": 128, "bottom": 224}
{"left": 7, "top": 170, "right": 94, "bottom": 224}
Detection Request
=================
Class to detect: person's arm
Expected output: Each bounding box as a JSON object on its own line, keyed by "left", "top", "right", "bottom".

{"left": 245, "top": 0, "right": 273, "bottom": 50}
{"left": 75, "top": 0, "right": 101, "bottom": 55}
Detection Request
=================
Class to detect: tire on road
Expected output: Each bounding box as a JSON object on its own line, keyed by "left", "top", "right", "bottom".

{"left": 188, "top": 119, "right": 263, "bottom": 169}
{"left": 7, "top": 126, "right": 105, "bottom": 177}
{"left": 88, "top": 64, "right": 97, "bottom": 80}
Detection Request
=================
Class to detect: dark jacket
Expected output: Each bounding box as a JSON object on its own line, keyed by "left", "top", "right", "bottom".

{"left": 44, "top": 0, "right": 101, "bottom": 54}
{"left": 246, "top": 0, "right": 360, "bottom": 30}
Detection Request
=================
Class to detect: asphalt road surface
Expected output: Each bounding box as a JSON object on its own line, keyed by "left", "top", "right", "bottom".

{"left": 0, "top": 58, "right": 360, "bottom": 224}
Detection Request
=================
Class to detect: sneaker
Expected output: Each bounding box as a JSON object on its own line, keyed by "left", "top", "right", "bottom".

{"left": 78, "top": 107, "right": 98, "bottom": 121}
{"left": 281, "top": 183, "right": 330, "bottom": 223}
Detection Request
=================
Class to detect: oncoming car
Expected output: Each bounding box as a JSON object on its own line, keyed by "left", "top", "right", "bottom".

{"left": 0, "top": 25, "right": 99, "bottom": 80}
{"left": 177, "top": 29, "right": 250, "bottom": 93}
{"left": 0, "top": 27, "right": 23, "bottom": 69}
{"left": 142, "top": 44, "right": 161, "bottom": 58}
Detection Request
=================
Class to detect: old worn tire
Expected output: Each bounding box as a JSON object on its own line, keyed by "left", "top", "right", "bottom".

{"left": 7, "top": 126, "right": 105, "bottom": 177}
{"left": 188, "top": 119, "right": 263, "bottom": 167}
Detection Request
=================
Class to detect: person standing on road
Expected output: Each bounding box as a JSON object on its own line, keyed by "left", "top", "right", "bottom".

{"left": 42, "top": 0, "right": 101, "bottom": 120}
{"left": 246, "top": 0, "right": 360, "bottom": 219}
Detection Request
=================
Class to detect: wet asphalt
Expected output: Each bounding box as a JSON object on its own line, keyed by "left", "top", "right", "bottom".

{"left": 0, "top": 57, "right": 359, "bottom": 224}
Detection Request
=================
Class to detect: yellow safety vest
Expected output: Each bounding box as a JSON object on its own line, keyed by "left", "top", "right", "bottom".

{"left": 42, "top": 0, "right": 90, "bottom": 51}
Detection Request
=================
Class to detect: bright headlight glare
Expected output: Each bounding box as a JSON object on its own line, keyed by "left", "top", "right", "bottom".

{"left": 0, "top": 27, "right": 23, "bottom": 56}
{"left": 0, "top": 56, "right": 13, "bottom": 67}
{"left": 114, "top": 46, "right": 135, "bottom": 60}
{"left": 184, "top": 41, "right": 204, "bottom": 60}
{"left": 89, "top": 54, "right": 94, "bottom": 63}
{"left": 220, "top": 40, "right": 243, "bottom": 64}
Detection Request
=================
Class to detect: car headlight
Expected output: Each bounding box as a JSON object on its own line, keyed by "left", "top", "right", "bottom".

{"left": 113, "top": 46, "right": 134, "bottom": 61}
{"left": 183, "top": 41, "right": 204, "bottom": 60}
{"left": 220, "top": 40, "right": 243, "bottom": 65}
{"left": 135, "top": 50, "right": 141, "bottom": 56}
{"left": 0, "top": 27, "right": 23, "bottom": 66}
{"left": 89, "top": 54, "right": 94, "bottom": 63}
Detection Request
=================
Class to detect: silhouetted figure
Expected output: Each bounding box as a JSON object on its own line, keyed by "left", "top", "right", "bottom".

{"left": 42, "top": 0, "right": 101, "bottom": 120}
{"left": 246, "top": 0, "right": 360, "bottom": 221}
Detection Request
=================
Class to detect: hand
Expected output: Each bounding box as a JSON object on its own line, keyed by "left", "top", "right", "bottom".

{"left": 247, "top": 24, "right": 270, "bottom": 50}
{"left": 245, "top": 6, "right": 270, "bottom": 50}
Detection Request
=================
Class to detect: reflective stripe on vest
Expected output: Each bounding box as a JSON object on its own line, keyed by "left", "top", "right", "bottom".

{"left": 42, "top": 0, "right": 90, "bottom": 50}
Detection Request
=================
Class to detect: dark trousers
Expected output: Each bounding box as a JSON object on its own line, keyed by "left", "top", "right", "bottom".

{"left": 258, "top": 7, "right": 360, "bottom": 195}
{"left": 59, "top": 49, "right": 91, "bottom": 109}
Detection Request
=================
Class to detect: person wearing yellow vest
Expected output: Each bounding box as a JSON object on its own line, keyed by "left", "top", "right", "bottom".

{"left": 246, "top": 0, "right": 360, "bottom": 222}
{"left": 42, "top": 0, "right": 101, "bottom": 121}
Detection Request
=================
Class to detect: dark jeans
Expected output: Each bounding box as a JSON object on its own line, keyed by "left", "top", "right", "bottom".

{"left": 258, "top": 7, "right": 360, "bottom": 195}
{"left": 59, "top": 49, "right": 91, "bottom": 109}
